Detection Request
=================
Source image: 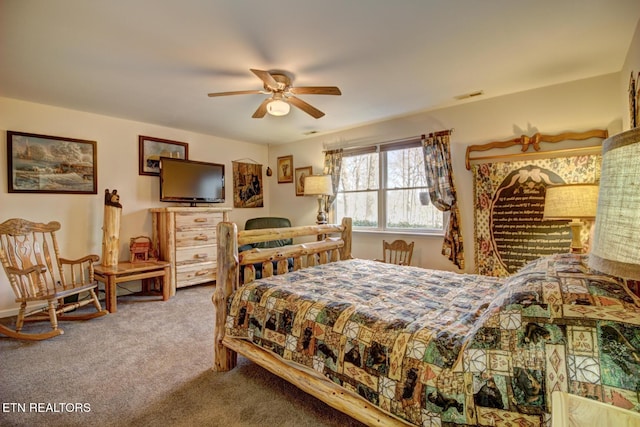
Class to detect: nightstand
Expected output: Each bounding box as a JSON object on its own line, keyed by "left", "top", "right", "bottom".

{"left": 94, "top": 260, "right": 171, "bottom": 313}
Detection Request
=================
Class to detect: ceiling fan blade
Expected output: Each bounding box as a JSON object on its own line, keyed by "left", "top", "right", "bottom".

{"left": 252, "top": 98, "right": 270, "bottom": 118}
{"left": 288, "top": 96, "right": 325, "bottom": 119}
{"left": 208, "top": 90, "right": 262, "bottom": 97}
{"left": 289, "top": 86, "right": 341, "bottom": 96}
{"left": 250, "top": 69, "right": 279, "bottom": 91}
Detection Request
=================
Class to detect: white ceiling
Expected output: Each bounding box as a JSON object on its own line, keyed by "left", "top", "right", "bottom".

{"left": 1, "top": 0, "right": 639, "bottom": 145}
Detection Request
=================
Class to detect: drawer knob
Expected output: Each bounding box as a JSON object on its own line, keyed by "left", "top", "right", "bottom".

{"left": 195, "top": 270, "right": 209, "bottom": 276}
{"left": 194, "top": 253, "right": 209, "bottom": 259}
{"left": 194, "top": 218, "right": 208, "bottom": 223}
{"left": 195, "top": 234, "right": 209, "bottom": 241}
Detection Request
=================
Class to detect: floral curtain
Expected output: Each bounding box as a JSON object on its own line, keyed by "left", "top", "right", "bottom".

{"left": 422, "top": 133, "right": 464, "bottom": 269}
{"left": 322, "top": 149, "right": 343, "bottom": 212}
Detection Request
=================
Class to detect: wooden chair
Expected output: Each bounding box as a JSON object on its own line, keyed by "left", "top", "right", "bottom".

{"left": 376, "top": 239, "right": 414, "bottom": 266}
{"left": 0, "top": 218, "right": 107, "bottom": 340}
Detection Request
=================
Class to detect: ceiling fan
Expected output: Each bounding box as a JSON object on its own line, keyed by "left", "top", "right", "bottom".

{"left": 207, "top": 69, "right": 341, "bottom": 119}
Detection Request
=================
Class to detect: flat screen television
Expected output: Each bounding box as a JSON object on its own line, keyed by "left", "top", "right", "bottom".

{"left": 159, "top": 157, "right": 225, "bottom": 205}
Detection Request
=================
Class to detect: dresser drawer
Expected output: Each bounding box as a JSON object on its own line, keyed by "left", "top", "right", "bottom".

{"left": 175, "top": 229, "right": 217, "bottom": 248}
{"left": 151, "top": 207, "right": 230, "bottom": 294}
{"left": 175, "top": 212, "right": 223, "bottom": 230}
{"left": 176, "top": 246, "right": 216, "bottom": 266}
{"left": 176, "top": 263, "right": 216, "bottom": 287}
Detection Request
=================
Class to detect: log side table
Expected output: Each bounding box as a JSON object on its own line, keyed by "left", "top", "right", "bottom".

{"left": 94, "top": 260, "right": 171, "bottom": 313}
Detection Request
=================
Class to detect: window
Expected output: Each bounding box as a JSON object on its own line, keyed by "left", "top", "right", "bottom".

{"left": 335, "top": 140, "right": 444, "bottom": 233}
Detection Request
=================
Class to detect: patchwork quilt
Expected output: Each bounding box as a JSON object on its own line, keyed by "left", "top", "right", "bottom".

{"left": 225, "top": 255, "right": 640, "bottom": 426}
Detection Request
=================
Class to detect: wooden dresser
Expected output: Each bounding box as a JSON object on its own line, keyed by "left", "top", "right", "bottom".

{"left": 150, "top": 207, "right": 231, "bottom": 295}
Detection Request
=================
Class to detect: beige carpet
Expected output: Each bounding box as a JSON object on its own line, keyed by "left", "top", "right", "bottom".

{"left": 0, "top": 284, "right": 365, "bottom": 427}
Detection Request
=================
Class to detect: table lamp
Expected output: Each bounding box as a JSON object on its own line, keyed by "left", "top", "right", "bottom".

{"left": 589, "top": 127, "right": 640, "bottom": 280}
{"left": 543, "top": 183, "right": 599, "bottom": 253}
{"left": 304, "top": 175, "right": 333, "bottom": 225}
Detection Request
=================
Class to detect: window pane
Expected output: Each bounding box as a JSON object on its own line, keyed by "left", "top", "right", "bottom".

{"left": 339, "top": 153, "right": 379, "bottom": 191}
{"left": 385, "top": 189, "right": 443, "bottom": 229}
{"left": 336, "top": 191, "right": 378, "bottom": 228}
{"left": 386, "top": 147, "right": 426, "bottom": 188}
{"left": 336, "top": 144, "right": 444, "bottom": 233}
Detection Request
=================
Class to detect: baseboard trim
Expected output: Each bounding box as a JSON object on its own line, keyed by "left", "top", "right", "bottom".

{"left": 0, "top": 303, "right": 47, "bottom": 319}
{"left": 0, "top": 283, "right": 143, "bottom": 319}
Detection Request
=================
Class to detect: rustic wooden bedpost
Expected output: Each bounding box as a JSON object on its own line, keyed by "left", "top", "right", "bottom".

{"left": 340, "top": 217, "right": 352, "bottom": 260}
{"left": 213, "top": 221, "right": 239, "bottom": 372}
{"left": 101, "top": 189, "right": 122, "bottom": 266}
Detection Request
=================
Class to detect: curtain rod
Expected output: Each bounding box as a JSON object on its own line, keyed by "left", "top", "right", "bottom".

{"left": 232, "top": 157, "right": 261, "bottom": 164}
{"left": 323, "top": 128, "right": 454, "bottom": 151}
{"left": 425, "top": 128, "right": 455, "bottom": 138}
{"left": 467, "top": 145, "right": 602, "bottom": 169}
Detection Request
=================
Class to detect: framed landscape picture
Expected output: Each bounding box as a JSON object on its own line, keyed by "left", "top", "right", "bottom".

{"left": 7, "top": 131, "right": 97, "bottom": 194}
{"left": 138, "top": 135, "right": 189, "bottom": 176}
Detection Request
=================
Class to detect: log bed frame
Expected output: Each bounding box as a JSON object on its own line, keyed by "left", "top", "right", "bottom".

{"left": 212, "top": 217, "right": 411, "bottom": 426}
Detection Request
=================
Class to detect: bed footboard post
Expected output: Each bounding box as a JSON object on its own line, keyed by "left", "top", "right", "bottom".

{"left": 213, "top": 221, "right": 239, "bottom": 372}
{"left": 340, "top": 217, "right": 352, "bottom": 260}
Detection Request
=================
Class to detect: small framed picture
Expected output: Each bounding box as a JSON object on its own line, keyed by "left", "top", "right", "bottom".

{"left": 277, "top": 155, "right": 293, "bottom": 183}
{"left": 138, "top": 135, "right": 189, "bottom": 176}
{"left": 295, "top": 166, "right": 312, "bottom": 196}
{"left": 7, "top": 130, "right": 97, "bottom": 194}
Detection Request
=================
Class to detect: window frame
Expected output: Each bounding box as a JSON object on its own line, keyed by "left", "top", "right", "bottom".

{"left": 334, "top": 139, "right": 445, "bottom": 235}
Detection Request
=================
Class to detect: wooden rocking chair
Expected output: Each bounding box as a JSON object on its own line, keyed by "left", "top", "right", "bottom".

{"left": 0, "top": 218, "right": 107, "bottom": 340}
{"left": 375, "top": 239, "right": 415, "bottom": 266}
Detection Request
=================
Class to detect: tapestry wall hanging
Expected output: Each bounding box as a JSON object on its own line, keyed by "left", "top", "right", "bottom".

{"left": 232, "top": 161, "right": 263, "bottom": 208}
{"left": 472, "top": 154, "right": 601, "bottom": 276}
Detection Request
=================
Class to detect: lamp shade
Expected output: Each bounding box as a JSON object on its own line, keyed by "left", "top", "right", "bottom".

{"left": 266, "top": 99, "right": 290, "bottom": 116}
{"left": 589, "top": 127, "right": 640, "bottom": 280}
{"left": 543, "top": 184, "right": 599, "bottom": 220}
{"left": 304, "top": 175, "right": 333, "bottom": 196}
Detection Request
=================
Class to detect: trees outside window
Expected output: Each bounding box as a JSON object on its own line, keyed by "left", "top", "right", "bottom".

{"left": 335, "top": 144, "right": 444, "bottom": 233}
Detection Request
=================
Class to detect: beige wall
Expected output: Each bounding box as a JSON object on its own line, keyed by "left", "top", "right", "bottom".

{"left": 0, "top": 75, "right": 624, "bottom": 315}
{"left": 1, "top": 17, "right": 638, "bottom": 315}
{"left": 621, "top": 18, "right": 640, "bottom": 130}
{"left": 0, "top": 97, "right": 270, "bottom": 315}
{"left": 269, "top": 73, "right": 622, "bottom": 273}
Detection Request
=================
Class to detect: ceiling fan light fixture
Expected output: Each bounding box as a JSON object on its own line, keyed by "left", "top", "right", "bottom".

{"left": 208, "top": 69, "right": 340, "bottom": 118}
{"left": 266, "top": 99, "right": 290, "bottom": 116}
